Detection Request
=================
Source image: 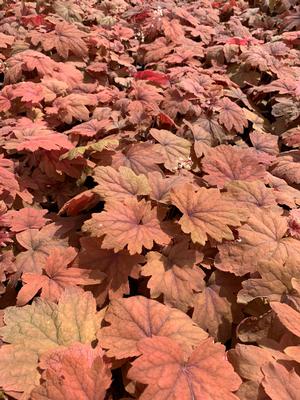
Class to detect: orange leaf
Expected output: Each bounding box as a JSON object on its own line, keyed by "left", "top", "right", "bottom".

{"left": 150, "top": 128, "right": 191, "bottom": 171}
{"left": 83, "top": 198, "right": 170, "bottom": 254}
{"left": 128, "top": 336, "right": 242, "bottom": 400}
{"left": 217, "top": 98, "right": 248, "bottom": 133}
{"left": 98, "top": 296, "right": 208, "bottom": 359}
{"left": 75, "top": 237, "right": 144, "bottom": 305}
{"left": 170, "top": 183, "right": 246, "bottom": 245}
{"left": 142, "top": 241, "right": 205, "bottom": 311}
{"left": 30, "top": 343, "right": 111, "bottom": 400}
{"left": 3, "top": 207, "right": 49, "bottom": 232}
{"left": 217, "top": 209, "right": 300, "bottom": 275}
{"left": 112, "top": 142, "right": 163, "bottom": 175}
{"left": 17, "top": 247, "right": 104, "bottom": 305}
{"left": 270, "top": 302, "right": 300, "bottom": 338}
{"left": 262, "top": 362, "right": 300, "bottom": 400}
{"left": 202, "top": 145, "right": 266, "bottom": 188}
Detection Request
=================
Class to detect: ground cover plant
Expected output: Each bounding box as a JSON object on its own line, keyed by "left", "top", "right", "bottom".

{"left": 0, "top": 0, "right": 300, "bottom": 398}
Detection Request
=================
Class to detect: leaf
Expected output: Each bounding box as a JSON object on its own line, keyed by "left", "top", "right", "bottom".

{"left": 10, "top": 81, "right": 46, "bottom": 104}
{"left": 98, "top": 296, "right": 208, "bottom": 359}
{"left": 228, "top": 344, "right": 275, "bottom": 382}
{"left": 30, "top": 343, "right": 111, "bottom": 400}
{"left": 192, "top": 271, "right": 242, "bottom": 343}
{"left": 134, "top": 70, "right": 170, "bottom": 86}
{"left": 61, "top": 137, "right": 119, "bottom": 160}
{"left": 141, "top": 242, "right": 205, "bottom": 311}
{"left": 53, "top": 0, "right": 83, "bottom": 23}
{"left": 202, "top": 145, "right": 266, "bottom": 188}
{"left": 0, "top": 156, "right": 19, "bottom": 199}
{"left": 83, "top": 198, "right": 170, "bottom": 254}
{"left": 148, "top": 172, "right": 191, "bottom": 204}
{"left": 3, "top": 207, "right": 49, "bottom": 232}
{"left": 17, "top": 247, "right": 104, "bottom": 305}
{"left": 128, "top": 336, "right": 241, "bottom": 400}
{"left": 47, "top": 94, "right": 97, "bottom": 124}
{"left": 162, "top": 18, "right": 185, "bottom": 44}
{"left": 76, "top": 236, "right": 144, "bottom": 305}
{"left": 267, "top": 173, "right": 300, "bottom": 208}
{"left": 59, "top": 190, "right": 99, "bottom": 216}
{"left": 149, "top": 128, "right": 191, "bottom": 171}
{"left": 184, "top": 119, "right": 214, "bottom": 158}
{"left": 0, "top": 288, "right": 100, "bottom": 395}
{"left": 217, "top": 98, "right": 248, "bottom": 133}
{"left": 282, "top": 127, "right": 300, "bottom": 148}
{"left": 270, "top": 151, "right": 300, "bottom": 185}
{"left": 31, "top": 21, "right": 88, "bottom": 59}
{"left": 262, "top": 362, "right": 300, "bottom": 400}
{"left": 223, "top": 180, "right": 281, "bottom": 216}
{"left": 288, "top": 209, "right": 300, "bottom": 239}
{"left": 4, "top": 118, "right": 73, "bottom": 152}
{"left": 284, "top": 346, "right": 300, "bottom": 363}
{"left": 1, "top": 287, "right": 100, "bottom": 352}
{"left": 0, "top": 346, "right": 40, "bottom": 396}
{"left": 0, "top": 33, "right": 14, "bottom": 48}
{"left": 217, "top": 209, "right": 300, "bottom": 275}
{"left": 15, "top": 224, "right": 69, "bottom": 274}
{"left": 93, "top": 166, "right": 150, "bottom": 201}
{"left": 250, "top": 131, "right": 279, "bottom": 164}
{"left": 170, "top": 183, "right": 246, "bottom": 245}
{"left": 112, "top": 142, "right": 163, "bottom": 175}
{"left": 270, "top": 302, "right": 300, "bottom": 338}
{"left": 65, "top": 119, "right": 107, "bottom": 137}
{"left": 238, "top": 258, "right": 300, "bottom": 304}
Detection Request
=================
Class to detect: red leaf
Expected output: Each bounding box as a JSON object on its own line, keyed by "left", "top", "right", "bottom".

{"left": 226, "top": 37, "right": 250, "bottom": 46}
{"left": 134, "top": 70, "right": 170, "bottom": 86}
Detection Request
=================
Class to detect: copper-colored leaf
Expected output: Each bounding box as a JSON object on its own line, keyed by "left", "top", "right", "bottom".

{"left": 150, "top": 128, "right": 191, "bottom": 171}
{"left": 31, "top": 21, "right": 88, "bottom": 59}
{"left": 112, "top": 142, "right": 163, "bottom": 175}
{"left": 228, "top": 344, "right": 275, "bottom": 382}
{"left": 270, "top": 151, "right": 300, "bottom": 185}
{"left": 142, "top": 242, "right": 205, "bottom": 311}
{"left": 217, "top": 98, "right": 248, "bottom": 133}
{"left": 0, "top": 32, "right": 14, "bottom": 48}
{"left": 30, "top": 343, "right": 111, "bottom": 400}
{"left": 17, "top": 247, "right": 104, "bottom": 305}
{"left": 202, "top": 145, "right": 266, "bottom": 188}
{"left": 15, "top": 224, "right": 68, "bottom": 274}
{"left": 170, "top": 183, "right": 246, "bottom": 245}
{"left": 262, "top": 362, "right": 300, "bottom": 400}
{"left": 192, "top": 271, "right": 242, "bottom": 343}
{"left": 48, "top": 94, "right": 97, "bottom": 124}
{"left": 4, "top": 118, "right": 73, "bottom": 152}
{"left": 217, "top": 209, "right": 300, "bottom": 275}
{"left": 267, "top": 173, "right": 300, "bottom": 208}
{"left": 238, "top": 258, "right": 300, "bottom": 304}
{"left": 161, "top": 18, "right": 185, "bottom": 44}
{"left": 83, "top": 198, "right": 170, "bottom": 254}
{"left": 3, "top": 207, "right": 49, "bottom": 232}
{"left": 224, "top": 180, "right": 280, "bottom": 216}
{"left": 148, "top": 172, "right": 191, "bottom": 204}
{"left": 75, "top": 237, "right": 143, "bottom": 305}
{"left": 270, "top": 302, "right": 300, "bottom": 338}
{"left": 98, "top": 296, "right": 208, "bottom": 359}
{"left": 128, "top": 336, "right": 241, "bottom": 400}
